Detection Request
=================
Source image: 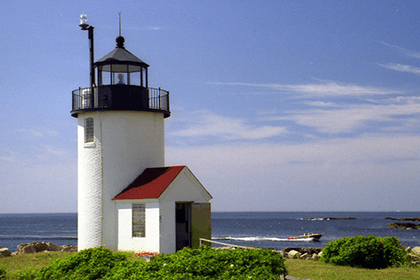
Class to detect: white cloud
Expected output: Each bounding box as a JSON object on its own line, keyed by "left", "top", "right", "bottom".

{"left": 169, "top": 110, "right": 287, "bottom": 140}
{"left": 303, "top": 101, "right": 338, "bottom": 107}
{"left": 265, "top": 96, "right": 420, "bottom": 134}
{"left": 208, "top": 81, "right": 402, "bottom": 97}
{"left": 380, "top": 42, "right": 420, "bottom": 59}
{"left": 166, "top": 134, "right": 420, "bottom": 211}
{"left": 378, "top": 63, "right": 420, "bottom": 76}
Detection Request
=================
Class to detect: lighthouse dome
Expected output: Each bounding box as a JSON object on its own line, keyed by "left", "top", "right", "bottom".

{"left": 95, "top": 36, "right": 149, "bottom": 67}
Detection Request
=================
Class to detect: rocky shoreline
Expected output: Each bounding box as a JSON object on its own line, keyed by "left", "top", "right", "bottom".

{"left": 1, "top": 242, "right": 420, "bottom": 266}
{"left": 0, "top": 241, "right": 77, "bottom": 257}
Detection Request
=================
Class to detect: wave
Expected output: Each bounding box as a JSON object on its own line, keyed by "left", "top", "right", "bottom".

{"left": 213, "top": 236, "right": 314, "bottom": 242}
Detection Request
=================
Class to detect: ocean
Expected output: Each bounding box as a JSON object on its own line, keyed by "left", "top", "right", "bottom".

{"left": 0, "top": 212, "right": 419, "bottom": 252}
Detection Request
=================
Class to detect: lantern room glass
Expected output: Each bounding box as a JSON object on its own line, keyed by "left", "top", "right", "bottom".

{"left": 96, "top": 64, "right": 147, "bottom": 87}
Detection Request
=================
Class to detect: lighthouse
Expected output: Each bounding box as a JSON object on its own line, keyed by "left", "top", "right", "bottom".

{"left": 72, "top": 15, "right": 212, "bottom": 253}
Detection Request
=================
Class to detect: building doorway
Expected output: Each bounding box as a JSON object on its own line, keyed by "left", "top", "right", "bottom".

{"left": 175, "top": 202, "right": 191, "bottom": 251}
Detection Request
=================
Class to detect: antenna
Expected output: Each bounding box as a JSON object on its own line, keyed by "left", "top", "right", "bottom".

{"left": 119, "top": 12, "right": 122, "bottom": 36}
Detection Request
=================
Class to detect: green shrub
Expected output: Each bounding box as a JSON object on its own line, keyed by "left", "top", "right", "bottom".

{"left": 27, "top": 246, "right": 286, "bottom": 279}
{"left": 33, "top": 246, "right": 128, "bottom": 280}
{"left": 15, "top": 267, "right": 38, "bottom": 280}
{"left": 320, "top": 236, "right": 409, "bottom": 269}
{"left": 0, "top": 267, "right": 6, "bottom": 280}
{"left": 139, "top": 246, "right": 287, "bottom": 279}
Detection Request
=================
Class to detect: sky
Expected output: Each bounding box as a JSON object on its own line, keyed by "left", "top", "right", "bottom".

{"left": 1, "top": 0, "right": 420, "bottom": 213}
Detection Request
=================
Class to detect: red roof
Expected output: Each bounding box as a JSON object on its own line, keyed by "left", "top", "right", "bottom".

{"left": 113, "top": 166, "right": 186, "bottom": 200}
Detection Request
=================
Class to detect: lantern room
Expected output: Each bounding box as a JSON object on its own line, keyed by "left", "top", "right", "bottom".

{"left": 95, "top": 36, "right": 148, "bottom": 88}
{"left": 71, "top": 32, "right": 170, "bottom": 118}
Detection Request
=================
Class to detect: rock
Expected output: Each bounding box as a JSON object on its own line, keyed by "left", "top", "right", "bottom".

{"left": 412, "top": 246, "right": 420, "bottom": 255}
{"left": 384, "top": 217, "right": 420, "bottom": 222}
{"left": 388, "top": 222, "right": 420, "bottom": 229}
{"left": 47, "top": 243, "right": 60, "bottom": 252}
{"left": 278, "top": 250, "right": 286, "bottom": 258}
{"left": 0, "top": 245, "right": 2, "bottom": 249}
{"left": 33, "top": 242, "right": 49, "bottom": 252}
{"left": 16, "top": 242, "right": 75, "bottom": 254}
{"left": 283, "top": 247, "right": 306, "bottom": 254}
{"left": 307, "top": 247, "right": 323, "bottom": 255}
{"left": 61, "top": 245, "right": 78, "bottom": 252}
{"left": 281, "top": 247, "right": 323, "bottom": 260}
{"left": 288, "top": 250, "right": 301, "bottom": 259}
{"left": 17, "top": 243, "right": 37, "bottom": 254}
{"left": 311, "top": 253, "right": 320, "bottom": 260}
{"left": 0, "top": 248, "right": 11, "bottom": 257}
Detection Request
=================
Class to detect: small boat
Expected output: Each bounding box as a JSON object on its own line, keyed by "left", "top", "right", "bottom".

{"left": 287, "top": 233, "right": 322, "bottom": 241}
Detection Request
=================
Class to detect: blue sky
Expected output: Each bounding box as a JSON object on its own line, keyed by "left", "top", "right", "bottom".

{"left": 1, "top": 0, "right": 420, "bottom": 213}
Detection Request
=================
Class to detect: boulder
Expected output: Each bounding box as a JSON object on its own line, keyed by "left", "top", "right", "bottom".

{"left": 412, "top": 246, "right": 420, "bottom": 255}
{"left": 311, "top": 253, "right": 320, "bottom": 260}
{"left": 306, "top": 247, "right": 322, "bottom": 255}
{"left": 17, "top": 243, "right": 37, "bottom": 254}
{"left": 33, "top": 242, "right": 49, "bottom": 252}
{"left": 300, "top": 253, "right": 309, "bottom": 259}
{"left": 61, "top": 245, "right": 78, "bottom": 252}
{"left": 16, "top": 242, "right": 74, "bottom": 254}
{"left": 278, "top": 250, "right": 286, "bottom": 258}
{"left": 47, "top": 243, "right": 60, "bottom": 252}
{"left": 318, "top": 251, "right": 323, "bottom": 257}
{"left": 281, "top": 247, "right": 323, "bottom": 260}
{"left": 288, "top": 250, "right": 301, "bottom": 259}
{"left": 283, "top": 247, "right": 306, "bottom": 254}
{"left": 0, "top": 248, "right": 11, "bottom": 257}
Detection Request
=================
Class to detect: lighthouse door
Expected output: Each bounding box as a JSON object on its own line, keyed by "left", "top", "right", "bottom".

{"left": 175, "top": 202, "right": 191, "bottom": 251}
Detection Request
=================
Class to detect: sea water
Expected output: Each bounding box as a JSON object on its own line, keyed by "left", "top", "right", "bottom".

{"left": 211, "top": 212, "right": 420, "bottom": 250}
{"left": 0, "top": 213, "right": 77, "bottom": 252}
{"left": 0, "top": 212, "right": 419, "bottom": 252}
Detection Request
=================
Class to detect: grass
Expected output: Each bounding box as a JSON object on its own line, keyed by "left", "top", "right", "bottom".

{"left": 0, "top": 252, "right": 75, "bottom": 279}
{"left": 0, "top": 251, "right": 419, "bottom": 280}
{"left": 285, "top": 258, "right": 420, "bottom": 280}
{"left": 0, "top": 251, "right": 139, "bottom": 279}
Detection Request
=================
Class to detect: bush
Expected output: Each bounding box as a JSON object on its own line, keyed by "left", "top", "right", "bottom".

{"left": 27, "top": 246, "right": 286, "bottom": 279}
{"left": 15, "top": 267, "right": 38, "bottom": 280}
{"left": 144, "top": 246, "right": 287, "bottom": 279}
{"left": 0, "top": 267, "right": 6, "bottom": 280}
{"left": 320, "top": 236, "right": 409, "bottom": 269}
{"left": 33, "top": 246, "right": 128, "bottom": 280}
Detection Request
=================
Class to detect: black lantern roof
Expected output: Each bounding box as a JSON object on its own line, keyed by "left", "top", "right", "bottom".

{"left": 94, "top": 36, "right": 149, "bottom": 69}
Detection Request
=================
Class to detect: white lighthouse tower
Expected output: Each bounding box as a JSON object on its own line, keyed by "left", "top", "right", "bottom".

{"left": 72, "top": 16, "right": 212, "bottom": 253}
{"left": 73, "top": 16, "right": 169, "bottom": 251}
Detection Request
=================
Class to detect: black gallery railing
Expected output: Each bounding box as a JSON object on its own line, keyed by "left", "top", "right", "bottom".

{"left": 72, "top": 86, "right": 170, "bottom": 115}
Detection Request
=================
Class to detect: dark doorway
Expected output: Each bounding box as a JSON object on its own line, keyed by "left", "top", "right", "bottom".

{"left": 175, "top": 202, "right": 191, "bottom": 251}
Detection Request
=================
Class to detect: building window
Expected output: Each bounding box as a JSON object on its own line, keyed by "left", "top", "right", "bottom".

{"left": 132, "top": 204, "right": 146, "bottom": 237}
{"left": 85, "top": 118, "right": 94, "bottom": 143}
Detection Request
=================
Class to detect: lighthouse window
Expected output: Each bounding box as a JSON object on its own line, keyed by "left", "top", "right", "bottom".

{"left": 130, "top": 73, "right": 140, "bottom": 86}
{"left": 85, "top": 118, "right": 94, "bottom": 143}
{"left": 132, "top": 204, "right": 146, "bottom": 237}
